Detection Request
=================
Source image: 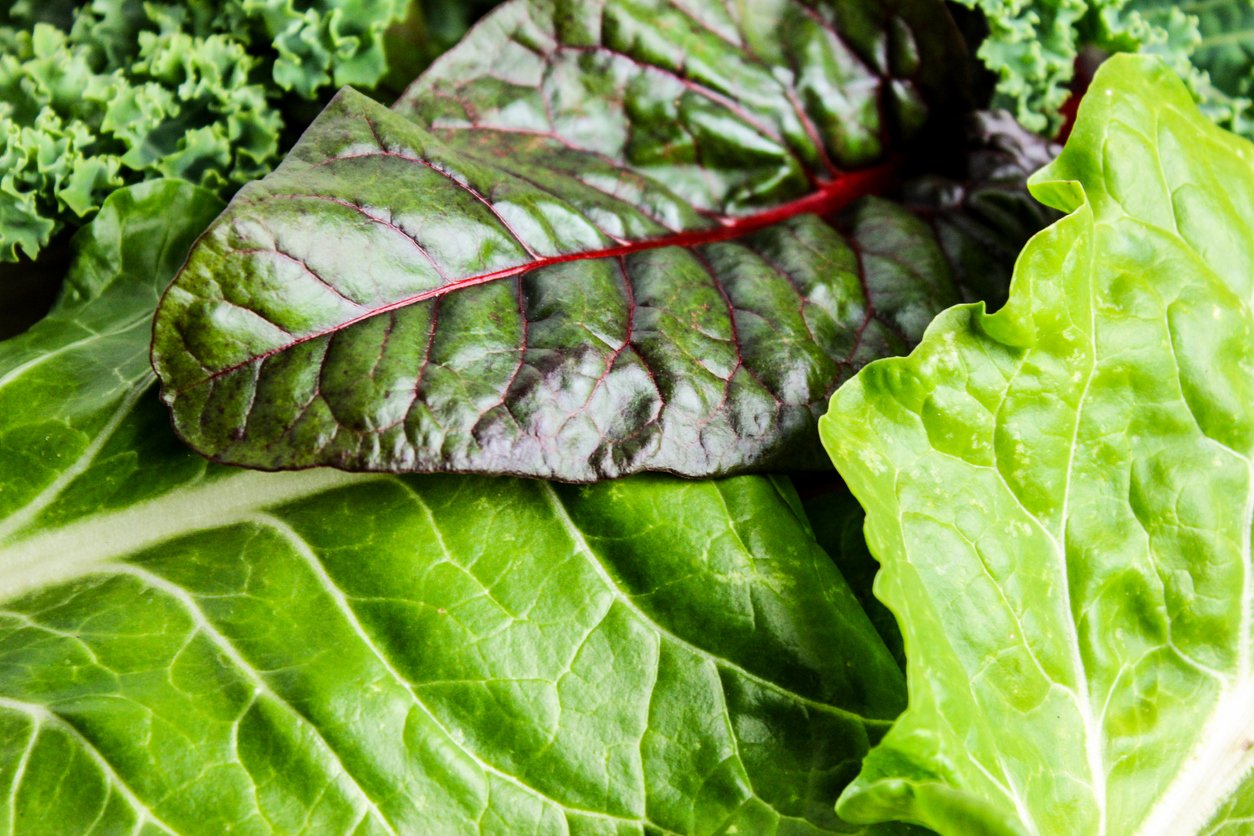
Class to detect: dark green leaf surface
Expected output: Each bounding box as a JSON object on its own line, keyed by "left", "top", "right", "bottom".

{"left": 802, "top": 490, "right": 904, "bottom": 671}
{"left": 822, "top": 55, "right": 1254, "bottom": 834}
{"left": 152, "top": 0, "right": 994, "bottom": 481}
{"left": 1, "top": 183, "right": 908, "bottom": 832}
{"left": 1188, "top": 0, "right": 1254, "bottom": 100}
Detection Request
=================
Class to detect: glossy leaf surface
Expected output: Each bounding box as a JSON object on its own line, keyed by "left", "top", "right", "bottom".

{"left": 151, "top": 0, "right": 995, "bottom": 481}
{"left": 822, "top": 55, "right": 1254, "bottom": 834}
{"left": 1, "top": 183, "right": 907, "bottom": 833}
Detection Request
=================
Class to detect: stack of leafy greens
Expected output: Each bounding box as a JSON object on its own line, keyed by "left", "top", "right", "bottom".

{"left": 1, "top": 0, "right": 1253, "bottom": 833}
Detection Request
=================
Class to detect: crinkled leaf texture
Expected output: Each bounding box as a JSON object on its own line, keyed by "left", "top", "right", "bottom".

{"left": 1128, "top": 0, "right": 1254, "bottom": 138}
{"left": 0, "top": 182, "right": 910, "bottom": 833}
{"left": 822, "top": 54, "right": 1254, "bottom": 834}
{"left": 150, "top": 0, "right": 1017, "bottom": 482}
{"left": 0, "top": 0, "right": 432, "bottom": 263}
{"left": 951, "top": 0, "right": 1254, "bottom": 140}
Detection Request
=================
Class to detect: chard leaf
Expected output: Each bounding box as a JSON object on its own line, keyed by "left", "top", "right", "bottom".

{"left": 150, "top": 0, "right": 1024, "bottom": 482}
{"left": 822, "top": 54, "right": 1254, "bottom": 834}
{"left": 1, "top": 184, "right": 907, "bottom": 832}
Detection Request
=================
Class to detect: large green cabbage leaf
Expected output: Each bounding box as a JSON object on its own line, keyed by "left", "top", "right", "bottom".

{"left": 822, "top": 54, "right": 1254, "bottom": 834}
{"left": 0, "top": 181, "right": 909, "bottom": 832}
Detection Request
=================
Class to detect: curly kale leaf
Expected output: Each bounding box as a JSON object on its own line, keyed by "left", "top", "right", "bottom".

{"left": 0, "top": 0, "right": 458, "bottom": 264}
{"left": 955, "top": 0, "right": 1253, "bottom": 139}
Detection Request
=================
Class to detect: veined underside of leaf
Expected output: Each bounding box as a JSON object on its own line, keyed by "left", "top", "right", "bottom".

{"left": 150, "top": 0, "right": 1010, "bottom": 481}
{"left": 0, "top": 181, "right": 911, "bottom": 833}
{"left": 822, "top": 55, "right": 1254, "bottom": 834}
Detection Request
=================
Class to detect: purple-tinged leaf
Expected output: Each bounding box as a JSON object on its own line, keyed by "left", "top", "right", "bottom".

{"left": 153, "top": 0, "right": 1041, "bottom": 481}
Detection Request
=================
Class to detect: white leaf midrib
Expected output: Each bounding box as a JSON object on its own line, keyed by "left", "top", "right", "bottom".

{"left": 1133, "top": 452, "right": 1254, "bottom": 835}
{"left": 0, "top": 468, "right": 372, "bottom": 603}
{"left": 1134, "top": 676, "right": 1254, "bottom": 834}
{"left": 1057, "top": 211, "right": 1107, "bottom": 834}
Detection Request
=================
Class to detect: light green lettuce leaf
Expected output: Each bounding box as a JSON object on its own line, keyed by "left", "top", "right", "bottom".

{"left": 821, "top": 54, "right": 1254, "bottom": 834}
{"left": 0, "top": 181, "right": 909, "bottom": 832}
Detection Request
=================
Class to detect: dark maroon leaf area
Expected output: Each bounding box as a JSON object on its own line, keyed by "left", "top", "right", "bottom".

{"left": 153, "top": 0, "right": 1048, "bottom": 481}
